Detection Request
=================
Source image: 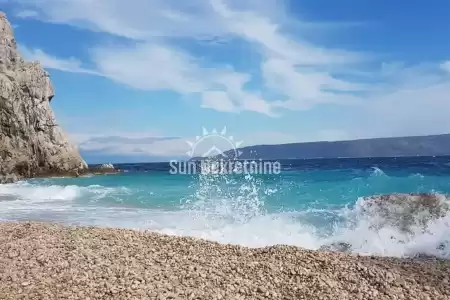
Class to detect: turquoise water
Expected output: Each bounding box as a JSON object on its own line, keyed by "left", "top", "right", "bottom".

{"left": 0, "top": 157, "right": 450, "bottom": 258}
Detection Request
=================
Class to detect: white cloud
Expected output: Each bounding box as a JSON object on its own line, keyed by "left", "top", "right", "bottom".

{"left": 11, "top": 0, "right": 228, "bottom": 41}
{"left": 208, "top": 0, "right": 372, "bottom": 111}
{"left": 69, "top": 65, "right": 450, "bottom": 160}
{"left": 12, "top": 0, "right": 373, "bottom": 115}
{"left": 90, "top": 42, "right": 275, "bottom": 114}
{"left": 11, "top": 0, "right": 450, "bottom": 128}
{"left": 364, "top": 81, "right": 450, "bottom": 137}
{"left": 441, "top": 61, "right": 450, "bottom": 73}
{"left": 210, "top": 0, "right": 365, "bottom": 66}
{"left": 262, "top": 58, "right": 363, "bottom": 110}
{"left": 15, "top": 10, "right": 38, "bottom": 18}
{"left": 19, "top": 45, "right": 98, "bottom": 75}
{"left": 304, "top": 78, "right": 450, "bottom": 141}
{"left": 200, "top": 81, "right": 276, "bottom": 115}
{"left": 201, "top": 91, "right": 236, "bottom": 112}
{"left": 91, "top": 43, "right": 207, "bottom": 94}
{"left": 80, "top": 136, "right": 189, "bottom": 157}
{"left": 19, "top": 42, "right": 275, "bottom": 114}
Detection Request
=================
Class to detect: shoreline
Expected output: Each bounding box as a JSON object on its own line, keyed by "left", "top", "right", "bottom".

{"left": 0, "top": 222, "right": 449, "bottom": 299}
{"left": 0, "top": 167, "right": 122, "bottom": 184}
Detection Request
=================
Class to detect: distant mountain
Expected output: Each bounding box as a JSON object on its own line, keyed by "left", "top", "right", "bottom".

{"left": 221, "top": 134, "right": 450, "bottom": 160}
{"left": 82, "top": 133, "right": 450, "bottom": 164}
{"left": 80, "top": 151, "right": 157, "bottom": 164}
{"left": 80, "top": 151, "right": 186, "bottom": 164}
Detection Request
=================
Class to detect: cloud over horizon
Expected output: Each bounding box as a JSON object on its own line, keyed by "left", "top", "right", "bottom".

{"left": 11, "top": 0, "right": 375, "bottom": 116}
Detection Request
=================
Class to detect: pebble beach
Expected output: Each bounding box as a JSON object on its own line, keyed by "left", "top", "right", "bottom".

{"left": 0, "top": 222, "right": 449, "bottom": 300}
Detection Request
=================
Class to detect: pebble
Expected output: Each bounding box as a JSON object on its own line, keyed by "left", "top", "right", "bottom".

{"left": 0, "top": 222, "right": 448, "bottom": 300}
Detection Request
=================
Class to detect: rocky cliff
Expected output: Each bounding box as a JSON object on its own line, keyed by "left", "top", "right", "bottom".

{"left": 0, "top": 12, "right": 87, "bottom": 183}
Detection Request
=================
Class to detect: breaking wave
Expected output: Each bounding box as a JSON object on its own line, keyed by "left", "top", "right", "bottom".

{"left": 0, "top": 169, "right": 449, "bottom": 259}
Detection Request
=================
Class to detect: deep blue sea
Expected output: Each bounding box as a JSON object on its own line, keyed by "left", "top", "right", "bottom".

{"left": 1, "top": 156, "right": 450, "bottom": 258}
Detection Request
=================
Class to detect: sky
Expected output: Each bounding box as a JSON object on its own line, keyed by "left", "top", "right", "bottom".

{"left": 2, "top": 0, "right": 450, "bottom": 163}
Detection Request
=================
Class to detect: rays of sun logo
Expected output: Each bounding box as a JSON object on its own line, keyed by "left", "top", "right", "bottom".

{"left": 185, "top": 127, "right": 244, "bottom": 160}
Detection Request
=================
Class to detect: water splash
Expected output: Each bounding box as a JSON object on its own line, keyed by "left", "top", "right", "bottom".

{"left": 327, "top": 194, "right": 450, "bottom": 258}
{"left": 370, "top": 167, "right": 387, "bottom": 177}
{"left": 181, "top": 172, "right": 266, "bottom": 223}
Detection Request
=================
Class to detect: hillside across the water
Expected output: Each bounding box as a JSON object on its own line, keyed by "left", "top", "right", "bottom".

{"left": 221, "top": 133, "right": 450, "bottom": 160}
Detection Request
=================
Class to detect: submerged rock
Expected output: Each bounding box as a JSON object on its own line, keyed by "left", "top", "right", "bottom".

{"left": 320, "top": 193, "right": 450, "bottom": 254}
{"left": 0, "top": 12, "right": 87, "bottom": 183}
{"left": 361, "top": 193, "right": 450, "bottom": 233}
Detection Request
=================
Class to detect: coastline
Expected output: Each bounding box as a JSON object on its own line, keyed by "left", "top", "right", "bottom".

{"left": 0, "top": 222, "right": 448, "bottom": 300}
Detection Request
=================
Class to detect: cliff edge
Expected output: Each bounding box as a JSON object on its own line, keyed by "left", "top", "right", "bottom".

{"left": 0, "top": 12, "right": 87, "bottom": 183}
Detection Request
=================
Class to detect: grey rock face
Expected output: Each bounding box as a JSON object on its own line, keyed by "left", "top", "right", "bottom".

{"left": 0, "top": 12, "right": 87, "bottom": 183}
{"left": 0, "top": 12, "right": 22, "bottom": 67}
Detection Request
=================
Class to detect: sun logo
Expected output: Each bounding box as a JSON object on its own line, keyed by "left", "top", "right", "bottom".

{"left": 186, "top": 127, "right": 244, "bottom": 159}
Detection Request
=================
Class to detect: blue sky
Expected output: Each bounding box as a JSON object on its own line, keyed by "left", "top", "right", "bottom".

{"left": 2, "top": 0, "right": 450, "bottom": 162}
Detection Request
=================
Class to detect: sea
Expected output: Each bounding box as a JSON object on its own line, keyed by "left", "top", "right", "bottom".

{"left": 0, "top": 156, "right": 449, "bottom": 259}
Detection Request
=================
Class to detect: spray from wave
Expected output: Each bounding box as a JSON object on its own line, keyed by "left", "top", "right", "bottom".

{"left": 328, "top": 194, "right": 450, "bottom": 258}
{"left": 370, "top": 166, "right": 387, "bottom": 177}
{"left": 174, "top": 171, "right": 450, "bottom": 259}
{"left": 181, "top": 173, "right": 266, "bottom": 222}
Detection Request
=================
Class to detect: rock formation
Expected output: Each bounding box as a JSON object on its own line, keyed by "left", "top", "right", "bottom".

{"left": 88, "top": 163, "right": 120, "bottom": 175}
{"left": 360, "top": 193, "right": 450, "bottom": 233}
{"left": 0, "top": 12, "right": 87, "bottom": 183}
{"left": 99, "top": 163, "right": 115, "bottom": 170}
{"left": 320, "top": 193, "right": 450, "bottom": 255}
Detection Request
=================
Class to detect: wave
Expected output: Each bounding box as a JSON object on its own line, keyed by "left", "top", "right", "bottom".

{"left": 0, "top": 182, "right": 81, "bottom": 202}
{"left": 0, "top": 182, "right": 131, "bottom": 205}
{"left": 175, "top": 174, "right": 450, "bottom": 259}
{"left": 409, "top": 173, "right": 425, "bottom": 178}
{"left": 0, "top": 175, "right": 449, "bottom": 259}
{"left": 172, "top": 193, "right": 450, "bottom": 259}
{"left": 370, "top": 166, "right": 387, "bottom": 177}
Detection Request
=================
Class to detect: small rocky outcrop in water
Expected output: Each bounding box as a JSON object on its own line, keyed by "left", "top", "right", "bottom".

{"left": 361, "top": 193, "right": 450, "bottom": 233}
{"left": 320, "top": 193, "right": 450, "bottom": 254}
{"left": 99, "top": 163, "right": 115, "bottom": 170}
{"left": 0, "top": 12, "right": 87, "bottom": 183}
{"left": 88, "top": 163, "right": 120, "bottom": 175}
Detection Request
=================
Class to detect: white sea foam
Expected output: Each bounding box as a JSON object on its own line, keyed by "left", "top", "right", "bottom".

{"left": 370, "top": 167, "right": 387, "bottom": 177}
{"left": 0, "top": 182, "right": 81, "bottom": 202}
{"left": 409, "top": 173, "right": 425, "bottom": 179}
{"left": 0, "top": 182, "right": 131, "bottom": 212}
